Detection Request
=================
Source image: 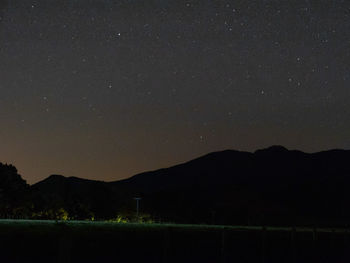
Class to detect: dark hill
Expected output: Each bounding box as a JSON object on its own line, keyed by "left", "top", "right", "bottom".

{"left": 29, "top": 146, "right": 350, "bottom": 226}
{"left": 31, "top": 175, "right": 124, "bottom": 219}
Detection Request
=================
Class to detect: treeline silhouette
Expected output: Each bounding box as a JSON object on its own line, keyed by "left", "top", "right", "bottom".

{"left": 1, "top": 145, "right": 350, "bottom": 226}
{"left": 0, "top": 163, "right": 31, "bottom": 217}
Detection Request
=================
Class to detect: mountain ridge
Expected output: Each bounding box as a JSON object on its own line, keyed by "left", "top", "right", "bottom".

{"left": 30, "top": 145, "right": 350, "bottom": 186}
{"left": 2, "top": 145, "right": 350, "bottom": 225}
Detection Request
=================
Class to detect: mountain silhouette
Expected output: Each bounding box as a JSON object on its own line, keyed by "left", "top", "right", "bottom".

{"left": 31, "top": 174, "right": 124, "bottom": 219}
{"left": 2, "top": 146, "right": 350, "bottom": 225}
{"left": 109, "top": 145, "right": 350, "bottom": 225}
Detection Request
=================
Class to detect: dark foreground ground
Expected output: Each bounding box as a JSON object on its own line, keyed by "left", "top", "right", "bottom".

{"left": 0, "top": 220, "right": 349, "bottom": 263}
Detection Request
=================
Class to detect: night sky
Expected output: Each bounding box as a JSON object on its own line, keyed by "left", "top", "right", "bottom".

{"left": 1, "top": 0, "right": 349, "bottom": 184}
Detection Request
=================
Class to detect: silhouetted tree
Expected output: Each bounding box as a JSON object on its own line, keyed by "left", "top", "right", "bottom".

{"left": 0, "top": 162, "right": 31, "bottom": 217}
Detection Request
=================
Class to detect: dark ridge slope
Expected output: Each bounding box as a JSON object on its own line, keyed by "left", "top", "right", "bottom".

{"left": 30, "top": 146, "right": 350, "bottom": 225}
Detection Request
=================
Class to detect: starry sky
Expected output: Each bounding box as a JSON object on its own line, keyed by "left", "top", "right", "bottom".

{"left": 1, "top": 0, "right": 349, "bottom": 184}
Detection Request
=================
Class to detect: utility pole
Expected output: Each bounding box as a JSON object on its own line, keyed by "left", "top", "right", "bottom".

{"left": 134, "top": 197, "right": 141, "bottom": 221}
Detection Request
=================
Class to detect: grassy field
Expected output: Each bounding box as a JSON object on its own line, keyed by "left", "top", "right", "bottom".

{"left": 0, "top": 220, "right": 349, "bottom": 263}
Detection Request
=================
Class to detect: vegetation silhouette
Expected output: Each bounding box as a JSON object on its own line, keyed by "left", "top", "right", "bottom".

{"left": 0, "top": 163, "right": 30, "bottom": 217}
